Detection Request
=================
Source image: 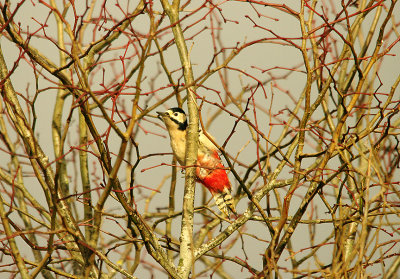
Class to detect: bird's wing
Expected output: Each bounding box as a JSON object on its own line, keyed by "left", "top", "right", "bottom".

{"left": 198, "top": 130, "right": 219, "bottom": 153}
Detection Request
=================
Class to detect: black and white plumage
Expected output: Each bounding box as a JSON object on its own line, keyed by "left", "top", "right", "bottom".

{"left": 157, "top": 108, "right": 236, "bottom": 216}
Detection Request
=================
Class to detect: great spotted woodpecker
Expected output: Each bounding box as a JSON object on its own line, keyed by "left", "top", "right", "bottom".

{"left": 157, "top": 107, "right": 236, "bottom": 217}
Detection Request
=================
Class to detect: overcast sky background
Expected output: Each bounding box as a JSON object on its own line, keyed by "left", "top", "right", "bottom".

{"left": 1, "top": 0, "right": 400, "bottom": 278}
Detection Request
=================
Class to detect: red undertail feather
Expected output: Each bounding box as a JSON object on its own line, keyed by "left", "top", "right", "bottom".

{"left": 196, "top": 152, "right": 236, "bottom": 216}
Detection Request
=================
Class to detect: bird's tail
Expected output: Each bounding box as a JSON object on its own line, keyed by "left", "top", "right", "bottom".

{"left": 213, "top": 187, "right": 236, "bottom": 217}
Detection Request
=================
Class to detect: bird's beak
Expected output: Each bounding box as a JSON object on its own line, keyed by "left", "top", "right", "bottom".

{"left": 156, "top": 111, "right": 164, "bottom": 120}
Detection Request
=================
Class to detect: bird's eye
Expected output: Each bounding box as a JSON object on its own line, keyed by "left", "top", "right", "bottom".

{"left": 174, "top": 112, "right": 178, "bottom": 117}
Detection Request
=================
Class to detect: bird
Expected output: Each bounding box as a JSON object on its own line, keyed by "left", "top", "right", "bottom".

{"left": 157, "top": 107, "right": 236, "bottom": 217}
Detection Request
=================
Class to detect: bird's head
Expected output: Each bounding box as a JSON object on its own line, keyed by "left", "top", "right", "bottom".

{"left": 157, "top": 107, "right": 188, "bottom": 131}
